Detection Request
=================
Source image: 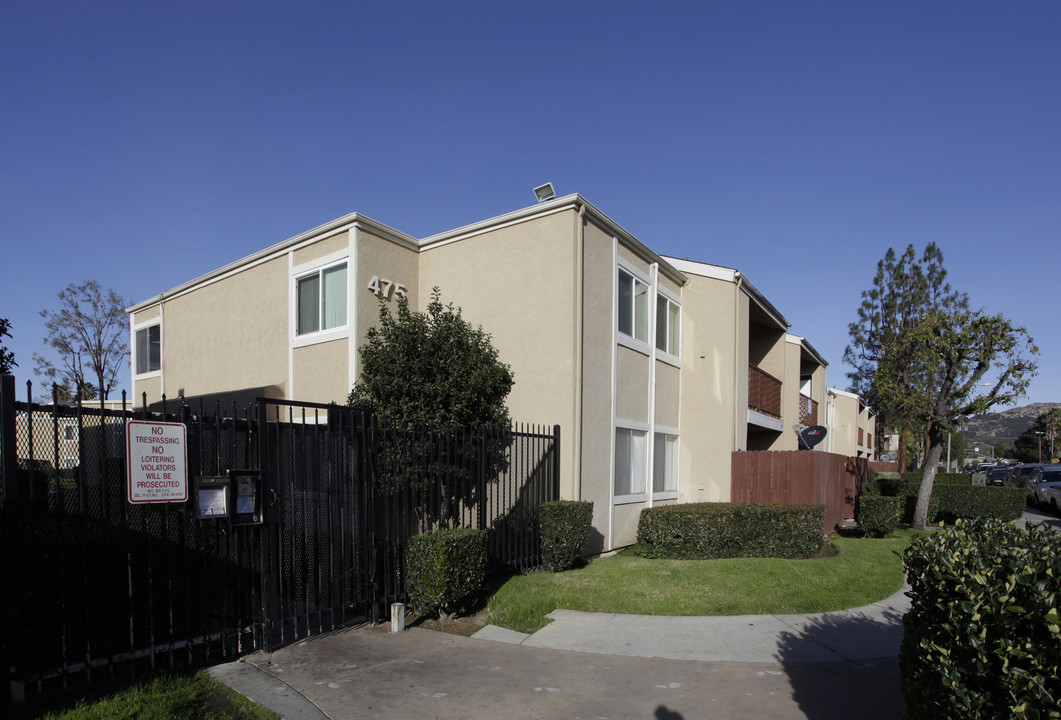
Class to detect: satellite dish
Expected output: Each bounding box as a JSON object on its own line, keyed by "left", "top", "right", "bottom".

{"left": 798, "top": 425, "right": 828, "bottom": 450}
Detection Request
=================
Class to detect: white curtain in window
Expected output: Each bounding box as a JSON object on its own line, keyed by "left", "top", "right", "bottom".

{"left": 615, "top": 428, "right": 646, "bottom": 496}
{"left": 653, "top": 433, "right": 677, "bottom": 493}
{"left": 322, "top": 263, "right": 347, "bottom": 330}
{"left": 667, "top": 302, "right": 680, "bottom": 356}
{"left": 634, "top": 281, "right": 649, "bottom": 342}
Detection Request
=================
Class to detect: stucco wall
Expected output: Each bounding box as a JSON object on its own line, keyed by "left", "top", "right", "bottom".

{"left": 674, "top": 271, "right": 740, "bottom": 502}
{"left": 292, "top": 339, "right": 348, "bottom": 404}
{"left": 136, "top": 256, "right": 290, "bottom": 403}
{"left": 418, "top": 209, "right": 580, "bottom": 498}
{"left": 579, "top": 216, "right": 618, "bottom": 553}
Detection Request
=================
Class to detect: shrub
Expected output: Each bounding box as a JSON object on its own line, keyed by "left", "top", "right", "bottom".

{"left": 636, "top": 502, "right": 825, "bottom": 560}
{"left": 932, "top": 485, "right": 1025, "bottom": 523}
{"left": 405, "top": 527, "right": 487, "bottom": 618}
{"left": 902, "top": 518, "right": 1061, "bottom": 719}
{"left": 856, "top": 495, "right": 901, "bottom": 537}
{"left": 865, "top": 474, "right": 1017, "bottom": 525}
{"left": 539, "top": 500, "right": 593, "bottom": 572}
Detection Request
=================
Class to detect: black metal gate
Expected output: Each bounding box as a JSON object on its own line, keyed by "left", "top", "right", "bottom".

{"left": 1, "top": 376, "right": 560, "bottom": 708}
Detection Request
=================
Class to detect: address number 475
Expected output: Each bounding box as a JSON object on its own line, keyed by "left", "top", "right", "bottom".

{"left": 367, "top": 276, "right": 407, "bottom": 302}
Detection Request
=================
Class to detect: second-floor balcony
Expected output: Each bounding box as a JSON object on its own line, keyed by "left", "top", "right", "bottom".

{"left": 748, "top": 364, "right": 781, "bottom": 419}
{"left": 799, "top": 395, "right": 818, "bottom": 426}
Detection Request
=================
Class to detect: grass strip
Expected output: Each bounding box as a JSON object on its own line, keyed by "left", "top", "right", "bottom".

{"left": 487, "top": 531, "right": 919, "bottom": 633}
{"left": 29, "top": 670, "right": 278, "bottom": 720}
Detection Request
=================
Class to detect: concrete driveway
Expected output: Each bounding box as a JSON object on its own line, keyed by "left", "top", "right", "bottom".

{"left": 211, "top": 586, "right": 910, "bottom": 719}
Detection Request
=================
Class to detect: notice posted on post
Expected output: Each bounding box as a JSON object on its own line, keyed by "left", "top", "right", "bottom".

{"left": 126, "top": 420, "right": 188, "bottom": 503}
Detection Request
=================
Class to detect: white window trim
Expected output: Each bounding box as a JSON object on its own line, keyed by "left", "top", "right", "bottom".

{"left": 614, "top": 419, "right": 650, "bottom": 504}
{"left": 654, "top": 286, "right": 682, "bottom": 367}
{"left": 616, "top": 259, "right": 652, "bottom": 356}
{"left": 291, "top": 251, "right": 351, "bottom": 348}
{"left": 652, "top": 424, "right": 680, "bottom": 500}
{"left": 131, "top": 319, "right": 162, "bottom": 380}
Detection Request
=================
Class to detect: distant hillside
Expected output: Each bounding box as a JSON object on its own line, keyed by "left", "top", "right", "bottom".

{"left": 963, "top": 402, "right": 1060, "bottom": 443}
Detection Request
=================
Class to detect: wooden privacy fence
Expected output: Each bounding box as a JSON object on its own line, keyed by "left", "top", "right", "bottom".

{"left": 731, "top": 450, "right": 869, "bottom": 533}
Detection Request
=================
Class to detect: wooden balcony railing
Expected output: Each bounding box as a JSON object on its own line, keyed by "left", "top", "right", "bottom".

{"left": 748, "top": 365, "right": 782, "bottom": 418}
{"left": 799, "top": 395, "right": 818, "bottom": 426}
{"left": 858, "top": 427, "right": 865, "bottom": 446}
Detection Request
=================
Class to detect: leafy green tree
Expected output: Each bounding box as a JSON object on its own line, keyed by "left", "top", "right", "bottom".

{"left": 348, "top": 287, "right": 513, "bottom": 429}
{"left": 33, "top": 281, "right": 128, "bottom": 401}
{"left": 0, "top": 317, "right": 16, "bottom": 374}
{"left": 874, "top": 309, "right": 1037, "bottom": 529}
{"left": 348, "top": 288, "right": 514, "bottom": 525}
{"left": 844, "top": 244, "right": 968, "bottom": 470}
{"left": 1013, "top": 408, "right": 1061, "bottom": 463}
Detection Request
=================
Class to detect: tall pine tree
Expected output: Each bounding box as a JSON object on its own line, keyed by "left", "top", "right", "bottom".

{"left": 844, "top": 244, "right": 968, "bottom": 470}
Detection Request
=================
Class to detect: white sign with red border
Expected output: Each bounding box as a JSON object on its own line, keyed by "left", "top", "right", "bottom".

{"left": 126, "top": 420, "right": 188, "bottom": 503}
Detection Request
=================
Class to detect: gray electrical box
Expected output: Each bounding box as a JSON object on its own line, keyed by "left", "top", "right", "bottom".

{"left": 193, "top": 470, "right": 262, "bottom": 524}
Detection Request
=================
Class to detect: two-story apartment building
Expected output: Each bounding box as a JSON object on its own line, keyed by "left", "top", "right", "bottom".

{"left": 127, "top": 193, "right": 846, "bottom": 551}
{"left": 824, "top": 387, "right": 876, "bottom": 459}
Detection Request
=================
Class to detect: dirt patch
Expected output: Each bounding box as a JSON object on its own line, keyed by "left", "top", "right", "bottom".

{"left": 408, "top": 607, "right": 491, "bottom": 637}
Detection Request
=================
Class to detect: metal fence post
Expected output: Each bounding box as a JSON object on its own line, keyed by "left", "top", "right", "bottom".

{"left": 552, "top": 424, "right": 561, "bottom": 501}
{"left": 1, "top": 374, "right": 25, "bottom": 705}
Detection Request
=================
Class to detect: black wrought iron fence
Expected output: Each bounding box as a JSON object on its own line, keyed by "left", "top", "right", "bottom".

{"left": 1, "top": 375, "right": 560, "bottom": 709}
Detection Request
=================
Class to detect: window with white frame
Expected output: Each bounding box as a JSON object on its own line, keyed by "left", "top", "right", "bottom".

{"left": 655, "top": 294, "right": 680, "bottom": 357}
{"left": 614, "top": 427, "right": 647, "bottom": 496}
{"left": 296, "top": 262, "right": 347, "bottom": 336}
{"left": 135, "top": 324, "right": 161, "bottom": 375}
{"left": 653, "top": 432, "right": 678, "bottom": 493}
{"left": 617, "top": 268, "right": 649, "bottom": 343}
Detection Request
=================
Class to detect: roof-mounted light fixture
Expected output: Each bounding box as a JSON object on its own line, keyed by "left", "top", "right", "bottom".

{"left": 533, "top": 182, "right": 555, "bottom": 202}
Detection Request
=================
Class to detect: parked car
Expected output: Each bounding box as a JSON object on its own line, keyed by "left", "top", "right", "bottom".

{"left": 1005, "top": 464, "right": 1045, "bottom": 490}
{"left": 1043, "top": 483, "right": 1061, "bottom": 515}
{"left": 987, "top": 466, "right": 1011, "bottom": 486}
{"left": 1027, "top": 465, "right": 1061, "bottom": 508}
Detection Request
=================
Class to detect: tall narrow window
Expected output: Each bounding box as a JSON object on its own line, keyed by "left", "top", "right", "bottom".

{"left": 655, "top": 295, "right": 680, "bottom": 356}
{"left": 653, "top": 432, "right": 678, "bottom": 493}
{"left": 618, "top": 269, "right": 648, "bottom": 343}
{"left": 615, "top": 427, "right": 647, "bottom": 496}
{"left": 135, "top": 324, "right": 161, "bottom": 374}
{"left": 297, "top": 262, "right": 347, "bottom": 336}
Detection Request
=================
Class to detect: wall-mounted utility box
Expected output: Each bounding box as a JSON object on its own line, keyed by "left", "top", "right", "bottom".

{"left": 193, "top": 469, "right": 262, "bottom": 524}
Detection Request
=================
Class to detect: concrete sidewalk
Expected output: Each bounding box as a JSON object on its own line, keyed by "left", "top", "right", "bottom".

{"left": 208, "top": 586, "right": 910, "bottom": 720}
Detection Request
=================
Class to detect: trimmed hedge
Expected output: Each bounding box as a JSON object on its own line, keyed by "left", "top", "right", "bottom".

{"left": 539, "top": 500, "right": 593, "bottom": 572}
{"left": 636, "top": 502, "right": 825, "bottom": 560}
{"left": 405, "top": 527, "right": 487, "bottom": 617}
{"left": 855, "top": 495, "right": 901, "bottom": 537}
{"left": 932, "top": 485, "right": 1025, "bottom": 523}
{"left": 902, "top": 518, "right": 1061, "bottom": 719}
{"left": 864, "top": 474, "right": 1023, "bottom": 524}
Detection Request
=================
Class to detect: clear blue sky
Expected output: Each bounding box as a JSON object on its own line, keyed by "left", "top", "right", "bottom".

{"left": 3, "top": 1, "right": 1058, "bottom": 406}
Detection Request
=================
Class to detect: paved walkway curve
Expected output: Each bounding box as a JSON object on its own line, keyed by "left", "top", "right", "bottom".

{"left": 207, "top": 510, "right": 1059, "bottom": 719}
{"left": 473, "top": 583, "right": 910, "bottom": 663}
{"left": 209, "top": 584, "right": 911, "bottom": 720}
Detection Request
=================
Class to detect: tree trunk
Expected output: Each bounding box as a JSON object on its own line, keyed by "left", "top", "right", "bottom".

{"left": 898, "top": 420, "right": 910, "bottom": 473}
{"left": 913, "top": 442, "right": 945, "bottom": 530}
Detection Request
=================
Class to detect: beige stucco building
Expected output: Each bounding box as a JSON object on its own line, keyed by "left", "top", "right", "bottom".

{"left": 127, "top": 194, "right": 857, "bottom": 551}
{"left": 824, "top": 387, "right": 876, "bottom": 459}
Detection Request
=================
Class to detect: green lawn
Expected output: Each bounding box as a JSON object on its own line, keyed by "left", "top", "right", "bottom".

{"left": 487, "top": 531, "right": 920, "bottom": 633}
{"left": 25, "top": 671, "right": 277, "bottom": 720}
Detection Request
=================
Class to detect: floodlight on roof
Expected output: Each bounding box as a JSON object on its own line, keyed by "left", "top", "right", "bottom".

{"left": 533, "top": 182, "right": 555, "bottom": 202}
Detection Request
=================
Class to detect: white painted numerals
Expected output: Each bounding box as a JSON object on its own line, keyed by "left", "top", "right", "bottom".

{"left": 367, "top": 276, "right": 407, "bottom": 302}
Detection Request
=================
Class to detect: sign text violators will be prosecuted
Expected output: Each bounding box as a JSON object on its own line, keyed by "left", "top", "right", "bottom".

{"left": 126, "top": 420, "right": 188, "bottom": 503}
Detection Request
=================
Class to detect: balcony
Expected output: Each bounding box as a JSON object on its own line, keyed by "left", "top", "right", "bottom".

{"left": 748, "top": 364, "right": 781, "bottom": 419}
{"left": 799, "top": 395, "right": 818, "bottom": 426}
